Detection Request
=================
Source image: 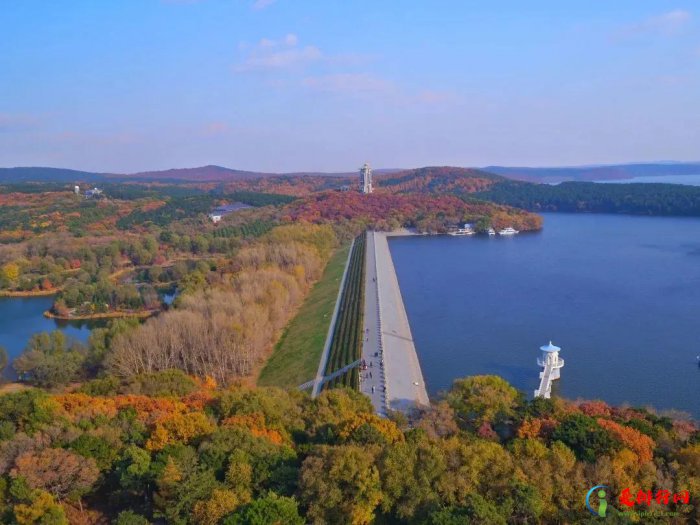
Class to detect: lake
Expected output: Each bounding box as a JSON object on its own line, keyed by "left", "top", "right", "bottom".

{"left": 390, "top": 213, "right": 700, "bottom": 418}
{"left": 0, "top": 296, "right": 95, "bottom": 379}
{"left": 596, "top": 174, "right": 700, "bottom": 186}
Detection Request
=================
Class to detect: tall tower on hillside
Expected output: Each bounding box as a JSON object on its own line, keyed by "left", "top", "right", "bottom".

{"left": 359, "top": 162, "right": 373, "bottom": 194}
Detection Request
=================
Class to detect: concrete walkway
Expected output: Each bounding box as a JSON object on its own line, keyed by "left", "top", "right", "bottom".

{"left": 361, "top": 231, "right": 429, "bottom": 414}
{"left": 360, "top": 231, "right": 389, "bottom": 415}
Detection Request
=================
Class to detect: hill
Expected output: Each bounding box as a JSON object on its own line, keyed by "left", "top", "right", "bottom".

{"left": 4, "top": 162, "right": 700, "bottom": 185}
{"left": 0, "top": 166, "right": 110, "bottom": 183}
{"left": 476, "top": 180, "right": 700, "bottom": 216}
{"left": 0, "top": 165, "right": 379, "bottom": 183}
{"left": 377, "top": 166, "right": 504, "bottom": 194}
{"left": 127, "top": 164, "right": 273, "bottom": 182}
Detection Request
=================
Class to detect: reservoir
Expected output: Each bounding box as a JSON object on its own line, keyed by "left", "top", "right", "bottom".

{"left": 390, "top": 213, "right": 700, "bottom": 418}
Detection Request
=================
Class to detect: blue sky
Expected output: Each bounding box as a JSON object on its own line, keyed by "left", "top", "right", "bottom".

{"left": 1, "top": 0, "right": 699, "bottom": 172}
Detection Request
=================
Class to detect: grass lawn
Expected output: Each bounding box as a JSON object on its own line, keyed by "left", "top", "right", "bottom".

{"left": 257, "top": 243, "right": 351, "bottom": 388}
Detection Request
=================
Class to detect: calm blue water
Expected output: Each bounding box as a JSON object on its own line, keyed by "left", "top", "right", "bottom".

{"left": 0, "top": 297, "right": 94, "bottom": 379}
{"left": 596, "top": 174, "right": 700, "bottom": 186}
{"left": 390, "top": 213, "right": 700, "bottom": 418}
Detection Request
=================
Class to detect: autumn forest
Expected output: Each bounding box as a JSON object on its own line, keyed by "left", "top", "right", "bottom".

{"left": 0, "top": 168, "right": 697, "bottom": 524}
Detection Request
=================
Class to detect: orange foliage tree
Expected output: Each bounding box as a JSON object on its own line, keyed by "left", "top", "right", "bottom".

{"left": 597, "top": 418, "right": 655, "bottom": 464}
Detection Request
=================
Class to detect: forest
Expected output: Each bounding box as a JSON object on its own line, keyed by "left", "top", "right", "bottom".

{"left": 281, "top": 192, "right": 543, "bottom": 233}
{"left": 474, "top": 180, "right": 700, "bottom": 216}
{"left": 0, "top": 175, "right": 698, "bottom": 523}
{"left": 0, "top": 375, "right": 697, "bottom": 523}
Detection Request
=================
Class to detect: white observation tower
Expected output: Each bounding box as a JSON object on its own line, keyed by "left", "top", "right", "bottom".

{"left": 359, "top": 162, "right": 373, "bottom": 194}
{"left": 534, "top": 341, "right": 564, "bottom": 399}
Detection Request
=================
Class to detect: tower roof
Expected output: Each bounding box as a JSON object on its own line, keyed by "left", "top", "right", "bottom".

{"left": 540, "top": 341, "right": 561, "bottom": 352}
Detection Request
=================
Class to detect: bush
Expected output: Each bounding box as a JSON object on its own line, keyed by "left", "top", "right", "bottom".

{"left": 78, "top": 376, "right": 121, "bottom": 396}
{"left": 223, "top": 493, "right": 304, "bottom": 525}
{"left": 13, "top": 331, "right": 86, "bottom": 388}
{"left": 551, "top": 414, "right": 619, "bottom": 463}
{"left": 114, "top": 510, "right": 150, "bottom": 525}
{"left": 125, "top": 370, "right": 198, "bottom": 397}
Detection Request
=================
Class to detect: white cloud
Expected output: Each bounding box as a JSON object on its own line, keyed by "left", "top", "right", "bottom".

{"left": 235, "top": 34, "right": 322, "bottom": 72}
{"left": 252, "top": 0, "right": 276, "bottom": 10}
{"left": 201, "top": 122, "right": 230, "bottom": 136}
{"left": 413, "top": 90, "right": 460, "bottom": 104}
{"left": 613, "top": 9, "right": 692, "bottom": 40}
{"left": 0, "top": 113, "right": 41, "bottom": 133}
{"left": 162, "top": 0, "right": 276, "bottom": 9}
{"left": 236, "top": 46, "right": 322, "bottom": 72}
{"left": 302, "top": 73, "right": 394, "bottom": 95}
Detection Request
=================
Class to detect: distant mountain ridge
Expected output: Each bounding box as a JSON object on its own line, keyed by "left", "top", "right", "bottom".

{"left": 0, "top": 166, "right": 112, "bottom": 182}
{"left": 0, "top": 165, "right": 400, "bottom": 183}
{"left": 2, "top": 162, "right": 699, "bottom": 184}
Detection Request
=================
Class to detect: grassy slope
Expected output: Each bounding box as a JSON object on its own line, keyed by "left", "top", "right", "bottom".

{"left": 324, "top": 233, "right": 365, "bottom": 389}
{"left": 257, "top": 243, "right": 351, "bottom": 388}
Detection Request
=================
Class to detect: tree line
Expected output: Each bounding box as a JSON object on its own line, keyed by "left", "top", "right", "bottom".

{"left": 475, "top": 180, "right": 700, "bottom": 216}
{"left": 0, "top": 375, "right": 696, "bottom": 523}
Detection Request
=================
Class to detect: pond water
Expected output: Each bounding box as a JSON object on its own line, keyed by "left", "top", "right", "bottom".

{"left": 0, "top": 287, "right": 178, "bottom": 379}
{"left": 390, "top": 213, "right": 700, "bottom": 418}
{"left": 0, "top": 296, "right": 95, "bottom": 379}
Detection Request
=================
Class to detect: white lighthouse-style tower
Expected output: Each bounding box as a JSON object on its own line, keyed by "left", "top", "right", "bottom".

{"left": 359, "top": 162, "right": 373, "bottom": 194}
{"left": 534, "top": 341, "right": 564, "bottom": 399}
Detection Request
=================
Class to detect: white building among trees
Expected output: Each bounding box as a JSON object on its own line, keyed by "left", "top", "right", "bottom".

{"left": 359, "top": 163, "right": 373, "bottom": 194}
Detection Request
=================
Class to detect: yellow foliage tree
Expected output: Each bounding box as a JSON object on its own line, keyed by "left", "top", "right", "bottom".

{"left": 13, "top": 490, "right": 68, "bottom": 525}
{"left": 2, "top": 262, "right": 20, "bottom": 283}
{"left": 146, "top": 412, "right": 215, "bottom": 451}
{"left": 192, "top": 489, "right": 240, "bottom": 525}
{"left": 338, "top": 413, "right": 405, "bottom": 445}
{"left": 222, "top": 412, "right": 286, "bottom": 445}
{"left": 225, "top": 451, "right": 253, "bottom": 503}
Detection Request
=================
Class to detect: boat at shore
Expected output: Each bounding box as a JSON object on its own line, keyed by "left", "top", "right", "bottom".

{"left": 487, "top": 228, "right": 496, "bottom": 236}
{"left": 498, "top": 226, "right": 519, "bottom": 235}
{"left": 448, "top": 223, "right": 475, "bottom": 236}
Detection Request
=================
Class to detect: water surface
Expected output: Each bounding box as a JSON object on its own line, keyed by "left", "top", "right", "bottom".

{"left": 0, "top": 297, "right": 94, "bottom": 379}
{"left": 390, "top": 213, "right": 700, "bottom": 417}
{"left": 596, "top": 174, "right": 700, "bottom": 186}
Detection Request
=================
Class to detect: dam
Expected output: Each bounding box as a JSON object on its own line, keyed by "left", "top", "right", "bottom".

{"left": 360, "top": 231, "right": 430, "bottom": 414}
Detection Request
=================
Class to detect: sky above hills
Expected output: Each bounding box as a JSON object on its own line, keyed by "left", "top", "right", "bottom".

{"left": 1, "top": 0, "right": 699, "bottom": 173}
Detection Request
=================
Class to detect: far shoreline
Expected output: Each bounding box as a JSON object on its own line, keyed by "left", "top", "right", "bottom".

{"left": 43, "top": 309, "right": 159, "bottom": 321}
{"left": 0, "top": 289, "right": 59, "bottom": 298}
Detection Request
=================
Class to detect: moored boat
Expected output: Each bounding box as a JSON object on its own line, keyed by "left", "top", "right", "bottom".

{"left": 498, "top": 226, "right": 519, "bottom": 235}
{"left": 448, "top": 223, "right": 475, "bottom": 236}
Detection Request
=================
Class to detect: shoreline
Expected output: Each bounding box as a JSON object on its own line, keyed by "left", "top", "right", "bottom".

{"left": 43, "top": 309, "right": 159, "bottom": 321}
{"left": 0, "top": 289, "right": 59, "bottom": 298}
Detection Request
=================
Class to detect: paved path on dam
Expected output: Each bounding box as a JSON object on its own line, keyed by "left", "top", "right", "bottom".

{"left": 361, "top": 231, "right": 429, "bottom": 414}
